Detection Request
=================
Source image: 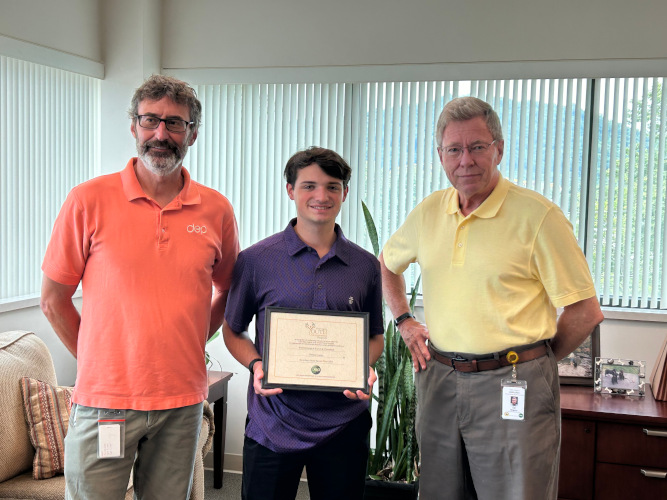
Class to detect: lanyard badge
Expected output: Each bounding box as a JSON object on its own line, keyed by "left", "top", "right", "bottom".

{"left": 501, "top": 351, "right": 527, "bottom": 421}
{"left": 98, "top": 409, "right": 126, "bottom": 459}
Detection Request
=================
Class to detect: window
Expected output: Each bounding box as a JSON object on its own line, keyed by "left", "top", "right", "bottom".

{"left": 191, "top": 77, "right": 665, "bottom": 310}
{"left": 0, "top": 55, "right": 100, "bottom": 302}
{"left": 591, "top": 78, "right": 666, "bottom": 308}
{"left": 188, "top": 83, "right": 353, "bottom": 250}
{"left": 4, "top": 68, "right": 660, "bottom": 309}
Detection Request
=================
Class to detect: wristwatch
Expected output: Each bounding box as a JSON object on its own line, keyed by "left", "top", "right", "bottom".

{"left": 394, "top": 312, "right": 415, "bottom": 329}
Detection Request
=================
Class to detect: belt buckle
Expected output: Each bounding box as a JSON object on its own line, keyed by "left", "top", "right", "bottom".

{"left": 450, "top": 356, "right": 467, "bottom": 371}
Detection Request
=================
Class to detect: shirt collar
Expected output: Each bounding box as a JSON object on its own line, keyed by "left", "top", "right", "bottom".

{"left": 120, "top": 158, "right": 201, "bottom": 206}
{"left": 445, "top": 173, "right": 509, "bottom": 219}
{"left": 283, "top": 219, "right": 351, "bottom": 265}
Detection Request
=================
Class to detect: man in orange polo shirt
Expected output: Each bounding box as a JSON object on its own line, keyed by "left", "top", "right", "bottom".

{"left": 40, "top": 75, "right": 239, "bottom": 499}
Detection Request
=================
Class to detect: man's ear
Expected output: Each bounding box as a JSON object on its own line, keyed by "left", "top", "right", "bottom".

{"left": 494, "top": 139, "right": 504, "bottom": 165}
{"left": 286, "top": 182, "right": 295, "bottom": 200}
{"left": 130, "top": 121, "right": 137, "bottom": 139}
{"left": 342, "top": 186, "right": 349, "bottom": 202}
{"left": 188, "top": 128, "right": 198, "bottom": 146}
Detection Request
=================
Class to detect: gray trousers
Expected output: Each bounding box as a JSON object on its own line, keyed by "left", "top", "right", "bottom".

{"left": 415, "top": 348, "right": 560, "bottom": 500}
{"left": 64, "top": 402, "right": 203, "bottom": 500}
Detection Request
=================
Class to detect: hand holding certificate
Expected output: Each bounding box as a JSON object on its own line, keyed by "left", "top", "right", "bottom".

{"left": 261, "top": 307, "right": 370, "bottom": 393}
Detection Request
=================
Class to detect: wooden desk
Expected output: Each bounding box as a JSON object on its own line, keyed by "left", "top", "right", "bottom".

{"left": 207, "top": 370, "right": 233, "bottom": 489}
{"left": 559, "top": 385, "right": 667, "bottom": 500}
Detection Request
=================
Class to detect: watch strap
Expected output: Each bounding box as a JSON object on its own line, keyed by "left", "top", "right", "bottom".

{"left": 394, "top": 312, "right": 415, "bottom": 328}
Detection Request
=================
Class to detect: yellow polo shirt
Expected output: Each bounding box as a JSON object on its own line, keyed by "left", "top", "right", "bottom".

{"left": 382, "top": 175, "right": 596, "bottom": 354}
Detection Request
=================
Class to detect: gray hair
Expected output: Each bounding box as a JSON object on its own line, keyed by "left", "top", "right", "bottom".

{"left": 435, "top": 96, "right": 503, "bottom": 147}
{"left": 128, "top": 74, "right": 202, "bottom": 130}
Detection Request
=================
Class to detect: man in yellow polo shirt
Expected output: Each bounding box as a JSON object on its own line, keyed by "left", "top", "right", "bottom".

{"left": 380, "top": 96, "right": 604, "bottom": 500}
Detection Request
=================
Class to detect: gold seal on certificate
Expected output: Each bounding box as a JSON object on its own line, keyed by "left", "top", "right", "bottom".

{"left": 261, "top": 307, "right": 369, "bottom": 393}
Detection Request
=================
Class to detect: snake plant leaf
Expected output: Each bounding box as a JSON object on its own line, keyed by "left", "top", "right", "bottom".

{"left": 371, "top": 354, "right": 406, "bottom": 473}
{"left": 409, "top": 275, "right": 421, "bottom": 310}
{"left": 361, "top": 200, "right": 380, "bottom": 258}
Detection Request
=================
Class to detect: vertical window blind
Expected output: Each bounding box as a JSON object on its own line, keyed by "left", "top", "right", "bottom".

{"left": 3, "top": 67, "right": 664, "bottom": 310}
{"left": 352, "top": 79, "right": 590, "bottom": 289}
{"left": 190, "top": 78, "right": 664, "bottom": 310}
{"left": 188, "top": 83, "right": 353, "bottom": 250}
{"left": 0, "top": 55, "right": 99, "bottom": 302}
{"left": 591, "top": 78, "right": 666, "bottom": 308}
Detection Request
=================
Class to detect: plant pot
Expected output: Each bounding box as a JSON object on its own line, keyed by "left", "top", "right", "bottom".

{"left": 364, "top": 478, "right": 419, "bottom": 500}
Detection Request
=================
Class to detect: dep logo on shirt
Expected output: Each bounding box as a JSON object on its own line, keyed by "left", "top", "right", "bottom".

{"left": 187, "top": 224, "right": 207, "bottom": 234}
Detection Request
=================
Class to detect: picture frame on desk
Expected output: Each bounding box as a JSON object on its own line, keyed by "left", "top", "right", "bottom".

{"left": 594, "top": 357, "right": 645, "bottom": 396}
{"left": 557, "top": 324, "right": 600, "bottom": 386}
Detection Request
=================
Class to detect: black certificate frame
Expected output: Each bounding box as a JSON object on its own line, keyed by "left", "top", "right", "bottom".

{"left": 262, "top": 306, "right": 369, "bottom": 393}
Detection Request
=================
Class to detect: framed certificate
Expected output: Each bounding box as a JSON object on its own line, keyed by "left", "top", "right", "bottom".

{"left": 262, "top": 307, "right": 369, "bottom": 392}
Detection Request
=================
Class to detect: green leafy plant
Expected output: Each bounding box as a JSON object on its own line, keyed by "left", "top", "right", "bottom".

{"left": 362, "top": 201, "right": 420, "bottom": 484}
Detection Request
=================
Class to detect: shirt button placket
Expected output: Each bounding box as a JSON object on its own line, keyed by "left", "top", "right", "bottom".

{"left": 313, "top": 260, "right": 326, "bottom": 309}
{"left": 452, "top": 221, "right": 468, "bottom": 265}
{"left": 158, "top": 210, "right": 169, "bottom": 248}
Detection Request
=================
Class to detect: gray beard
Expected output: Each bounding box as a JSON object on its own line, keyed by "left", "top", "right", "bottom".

{"left": 136, "top": 140, "right": 189, "bottom": 177}
{"left": 140, "top": 151, "right": 183, "bottom": 176}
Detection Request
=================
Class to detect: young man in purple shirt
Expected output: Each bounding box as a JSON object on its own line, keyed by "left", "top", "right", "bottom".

{"left": 217, "top": 147, "right": 384, "bottom": 500}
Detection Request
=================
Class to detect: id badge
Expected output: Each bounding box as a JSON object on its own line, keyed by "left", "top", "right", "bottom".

{"left": 501, "top": 379, "right": 527, "bottom": 421}
{"left": 98, "top": 409, "right": 126, "bottom": 459}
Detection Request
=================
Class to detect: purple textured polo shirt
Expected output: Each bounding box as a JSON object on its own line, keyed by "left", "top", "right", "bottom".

{"left": 224, "top": 219, "right": 383, "bottom": 453}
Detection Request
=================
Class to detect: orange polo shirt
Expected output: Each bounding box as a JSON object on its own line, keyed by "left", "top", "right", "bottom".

{"left": 42, "top": 159, "right": 239, "bottom": 410}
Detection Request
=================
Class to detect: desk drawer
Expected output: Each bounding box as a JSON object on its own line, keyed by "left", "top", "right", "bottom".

{"left": 595, "top": 463, "right": 667, "bottom": 499}
{"left": 597, "top": 422, "right": 667, "bottom": 468}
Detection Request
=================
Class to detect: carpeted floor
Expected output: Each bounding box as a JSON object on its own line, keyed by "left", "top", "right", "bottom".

{"left": 203, "top": 470, "right": 310, "bottom": 499}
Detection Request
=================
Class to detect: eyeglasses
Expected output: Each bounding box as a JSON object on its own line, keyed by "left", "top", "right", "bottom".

{"left": 136, "top": 115, "right": 193, "bottom": 133}
{"left": 439, "top": 140, "right": 497, "bottom": 159}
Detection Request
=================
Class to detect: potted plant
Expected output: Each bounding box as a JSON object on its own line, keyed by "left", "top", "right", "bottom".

{"left": 362, "top": 201, "right": 420, "bottom": 500}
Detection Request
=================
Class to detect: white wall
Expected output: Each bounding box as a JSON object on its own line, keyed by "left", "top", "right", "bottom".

{"left": 0, "top": 0, "right": 101, "bottom": 62}
{"left": 601, "top": 317, "right": 667, "bottom": 378}
{"left": 162, "top": 0, "right": 667, "bottom": 74}
{"left": 99, "top": 0, "right": 163, "bottom": 175}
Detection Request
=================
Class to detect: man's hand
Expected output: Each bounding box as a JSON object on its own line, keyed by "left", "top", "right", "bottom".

{"left": 379, "top": 253, "right": 430, "bottom": 371}
{"left": 252, "top": 366, "right": 283, "bottom": 397}
{"left": 398, "top": 318, "right": 430, "bottom": 371}
{"left": 344, "top": 365, "right": 378, "bottom": 400}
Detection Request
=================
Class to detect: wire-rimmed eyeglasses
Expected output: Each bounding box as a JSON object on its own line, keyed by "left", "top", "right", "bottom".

{"left": 438, "top": 140, "right": 497, "bottom": 159}
{"left": 136, "top": 115, "right": 193, "bottom": 133}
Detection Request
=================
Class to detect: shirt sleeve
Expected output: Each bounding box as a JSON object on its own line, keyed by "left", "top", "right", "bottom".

{"left": 41, "top": 188, "right": 89, "bottom": 286}
{"left": 381, "top": 201, "right": 423, "bottom": 275}
{"left": 532, "top": 206, "right": 597, "bottom": 308}
{"left": 211, "top": 201, "right": 240, "bottom": 292}
{"left": 223, "top": 250, "right": 258, "bottom": 333}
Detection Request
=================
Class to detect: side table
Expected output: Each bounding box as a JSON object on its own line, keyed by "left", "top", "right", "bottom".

{"left": 207, "top": 370, "right": 233, "bottom": 489}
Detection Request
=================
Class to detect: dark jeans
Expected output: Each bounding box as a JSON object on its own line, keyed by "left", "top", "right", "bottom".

{"left": 242, "top": 410, "right": 372, "bottom": 500}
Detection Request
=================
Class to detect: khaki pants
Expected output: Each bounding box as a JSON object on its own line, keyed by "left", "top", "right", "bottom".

{"left": 415, "top": 348, "right": 560, "bottom": 500}
{"left": 64, "top": 402, "right": 203, "bottom": 500}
